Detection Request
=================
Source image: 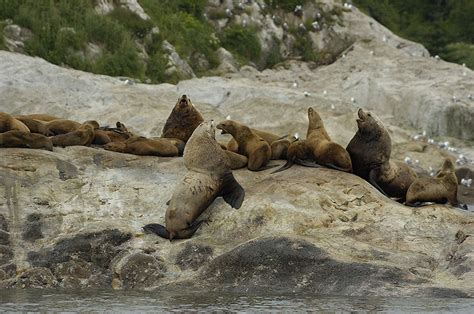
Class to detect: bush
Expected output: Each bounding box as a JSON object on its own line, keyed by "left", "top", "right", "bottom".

{"left": 146, "top": 52, "right": 168, "bottom": 83}
{"left": 108, "top": 7, "right": 154, "bottom": 39}
{"left": 442, "top": 43, "right": 474, "bottom": 69}
{"left": 293, "top": 34, "right": 319, "bottom": 63}
{"left": 220, "top": 25, "right": 261, "bottom": 63}
{"left": 264, "top": 0, "right": 308, "bottom": 12}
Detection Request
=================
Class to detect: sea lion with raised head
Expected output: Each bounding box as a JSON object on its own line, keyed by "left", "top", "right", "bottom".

{"left": 93, "top": 121, "right": 136, "bottom": 145}
{"left": 0, "top": 112, "right": 30, "bottom": 133}
{"left": 273, "top": 107, "right": 352, "bottom": 173}
{"left": 346, "top": 108, "right": 391, "bottom": 180}
{"left": 161, "top": 95, "right": 204, "bottom": 143}
{"left": 216, "top": 120, "right": 273, "bottom": 171}
{"left": 103, "top": 136, "right": 182, "bottom": 157}
{"left": 406, "top": 159, "right": 467, "bottom": 209}
{"left": 143, "top": 121, "right": 245, "bottom": 240}
{"left": 0, "top": 130, "right": 53, "bottom": 151}
{"left": 50, "top": 121, "right": 97, "bottom": 147}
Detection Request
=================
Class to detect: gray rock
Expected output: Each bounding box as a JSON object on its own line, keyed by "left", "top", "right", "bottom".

{"left": 114, "top": 252, "right": 166, "bottom": 289}
{"left": 22, "top": 213, "right": 44, "bottom": 242}
{"left": 176, "top": 243, "right": 213, "bottom": 271}
{"left": 0, "top": 267, "right": 58, "bottom": 289}
{"left": 52, "top": 258, "right": 111, "bottom": 288}
{"left": 162, "top": 40, "right": 196, "bottom": 80}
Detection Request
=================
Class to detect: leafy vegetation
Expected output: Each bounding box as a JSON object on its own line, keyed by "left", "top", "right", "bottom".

{"left": 354, "top": 0, "right": 474, "bottom": 68}
{"left": 220, "top": 25, "right": 261, "bottom": 64}
{"left": 264, "top": 0, "right": 309, "bottom": 12}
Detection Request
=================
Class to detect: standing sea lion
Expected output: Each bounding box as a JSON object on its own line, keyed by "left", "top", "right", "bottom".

{"left": 143, "top": 121, "right": 245, "bottom": 240}
{"left": 50, "top": 121, "right": 97, "bottom": 147}
{"left": 346, "top": 108, "right": 391, "bottom": 180}
{"left": 161, "top": 95, "right": 204, "bottom": 143}
{"left": 216, "top": 120, "right": 272, "bottom": 171}
{"left": 406, "top": 159, "right": 467, "bottom": 209}
{"left": 273, "top": 107, "right": 352, "bottom": 173}
{"left": 0, "top": 112, "right": 30, "bottom": 133}
{"left": 0, "top": 130, "right": 53, "bottom": 151}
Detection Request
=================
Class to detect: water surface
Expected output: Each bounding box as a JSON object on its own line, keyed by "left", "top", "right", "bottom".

{"left": 1, "top": 289, "right": 474, "bottom": 312}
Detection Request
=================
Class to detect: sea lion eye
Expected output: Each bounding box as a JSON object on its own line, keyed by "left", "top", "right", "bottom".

{"left": 368, "top": 114, "right": 371, "bottom": 117}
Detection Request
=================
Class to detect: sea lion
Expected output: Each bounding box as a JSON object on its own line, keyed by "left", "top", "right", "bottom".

{"left": 406, "top": 159, "right": 466, "bottom": 209}
{"left": 143, "top": 121, "right": 245, "bottom": 240}
{"left": 94, "top": 121, "right": 135, "bottom": 145}
{"left": 270, "top": 135, "right": 298, "bottom": 160}
{"left": 370, "top": 160, "right": 418, "bottom": 200}
{"left": 14, "top": 114, "right": 61, "bottom": 122}
{"left": 161, "top": 95, "right": 204, "bottom": 143}
{"left": 273, "top": 107, "right": 352, "bottom": 173}
{"left": 103, "top": 136, "right": 182, "bottom": 157}
{"left": 0, "top": 131, "right": 53, "bottom": 151}
{"left": 45, "top": 119, "right": 81, "bottom": 135}
{"left": 50, "top": 121, "right": 96, "bottom": 147}
{"left": 216, "top": 120, "right": 272, "bottom": 171}
{"left": 346, "top": 108, "right": 391, "bottom": 180}
{"left": 0, "top": 112, "right": 30, "bottom": 133}
{"left": 224, "top": 150, "right": 248, "bottom": 169}
{"left": 14, "top": 117, "right": 52, "bottom": 136}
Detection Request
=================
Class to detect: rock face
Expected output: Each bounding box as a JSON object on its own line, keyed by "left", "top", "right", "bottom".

{"left": 0, "top": 39, "right": 473, "bottom": 296}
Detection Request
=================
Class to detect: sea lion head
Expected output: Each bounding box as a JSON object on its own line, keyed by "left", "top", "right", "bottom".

{"left": 192, "top": 121, "right": 216, "bottom": 140}
{"left": 176, "top": 94, "right": 193, "bottom": 109}
{"left": 356, "top": 108, "right": 384, "bottom": 137}
{"left": 441, "top": 158, "right": 455, "bottom": 173}
{"left": 307, "top": 107, "right": 323, "bottom": 129}
{"left": 216, "top": 120, "right": 237, "bottom": 135}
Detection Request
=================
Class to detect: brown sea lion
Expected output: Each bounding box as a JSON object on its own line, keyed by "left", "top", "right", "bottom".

{"left": 406, "top": 159, "right": 466, "bottom": 209}
{"left": 50, "top": 121, "right": 96, "bottom": 147}
{"left": 14, "top": 114, "right": 61, "bottom": 122}
{"left": 45, "top": 119, "right": 81, "bottom": 135}
{"left": 273, "top": 108, "right": 352, "bottom": 173}
{"left": 14, "top": 117, "right": 52, "bottom": 136}
{"left": 224, "top": 150, "right": 248, "bottom": 169}
{"left": 94, "top": 121, "right": 135, "bottom": 145}
{"left": 346, "top": 108, "right": 391, "bottom": 180}
{"left": 161, "top": 95, "right": 204, "bottom": 143}
{"left": 370, "top": 160, "right": 418, "bottom": 200}
{"left": 143, "top": 121, "right": 245, "bottom": 240}
{"left": 103, "top": 136, "right": 182, "bottom": 157}
{"left": 227, "top": 128, "right": 282, "bottom": 151}
{"left": 0, "top": 112, "right": 30, "bottom": 133}
{"left": 270, "top": 135, "right": 298, "bottom": 160}
{"left": 0, "top": 131, "right": 53, "bottom": 151}
{"left": 216, "top": 120, "right": 272, "bottom": 171}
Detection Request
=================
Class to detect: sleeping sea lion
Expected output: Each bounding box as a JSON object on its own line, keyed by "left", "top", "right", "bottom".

{"left": 143, "top": 121, "right": 245, "bottom": 240}
{"left": 0, "top": 112, "right": 30, "bottom": 133}
{"left": 14, "top": 117, "right": 52, "bottom": 136}
{"left": 103, "top": 136, "right": 182, "bottom": 157}
{"left": 0, "top": 130, "right": 53, "bottom": 151}
{"left": 50, "top": 121, "right": 97, "bottom": 147}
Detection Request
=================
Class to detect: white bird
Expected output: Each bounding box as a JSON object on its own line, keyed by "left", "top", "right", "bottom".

{"left": 323, "top": 90, "right": 327, "bottom": 96}
{"left": 350, "top": 97, "right": 355, "bottom": 103}
{"left": 226, "top": 115, "right": 231, "bottom": 120}
{"left": 304, "top": 91, "right": 311, "bottom": 97}
{"left": 331, "top": 104, "right": 335, "bottom": 110}
{"left": 225, "top": 8, "right": 232, "bottom": 17}
{"left": 427, "top": 139, "right": 434, "bottom": 144}
{"left": 292, "top": 82, "right": 298, "bottom": 88}
{"left": 382, "top": 35, "right": 387, "bottom": 43}
{"left": 461, "top": 178, "right": 472, "bottom": 188}
{"left": 294, "top": 132, "right": 300, "bottom": 139}
{"left": 404, "top": 156, "right": 412, "bottom": 164}
{"left": 434, "top": 55, "right": 440, "bottom": 60}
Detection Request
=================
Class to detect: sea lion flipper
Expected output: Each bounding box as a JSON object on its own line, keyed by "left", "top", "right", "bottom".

{"left": 369, "top": 169, "right": 389, "bottom": 197}
{"left": 142, "top": 223, "right": 170, "bottom": 239}
{"left": 272, "top": 160, "right": 295, "bottom": 173}
{"left": 294, "top": 159, "right": 324, "bottom": 168}
{"left": 220, "top": 172, "right": 245, "bottom": 209}
{"left": 254, "top": 164, "right": 279, "bottom": 172}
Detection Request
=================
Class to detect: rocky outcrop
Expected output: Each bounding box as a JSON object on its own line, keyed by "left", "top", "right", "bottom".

{"left": 0, "top": 42, "right": 473, "bottom": 296}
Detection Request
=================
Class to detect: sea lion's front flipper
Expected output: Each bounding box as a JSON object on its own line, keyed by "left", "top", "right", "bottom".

{"left": 142, "top": 223, "right": 170, "bottom": 239}
{"left": 220, "top": 172, "right": 245, "bottom": 209}
{"left": 455, "top": 203, "right": 469, "bottom": 210}
{"left": 178, "top": 220, "right": 208, "bottom": 239}
{"left": 368, "top": 169, "right": 389, "bottom": 197}
{"left": 272, "top": 160, "right": 294, "bottom": 173}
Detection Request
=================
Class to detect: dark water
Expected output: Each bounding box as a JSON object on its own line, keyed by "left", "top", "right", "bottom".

{"left": 1, "top": 290, "right": 474, "bottom": 313}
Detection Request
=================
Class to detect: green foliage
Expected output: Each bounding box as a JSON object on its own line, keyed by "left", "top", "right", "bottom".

{"left": 293, "top": 34, "right": 319, "bottom": 63}
{"left": 146, "top": 52, "right": 168, "bottom": 83}
{"left": 140, "top": 0, "right": 219, "bottom": 71}
{"left": 354, "top": 0, "right": 474, "bottom": 69}
{"left": 220, "top": 25, "right": 261, "bottom": 63}
{"left": 264, "top": 0, "right": 308, "bottom": 12}
{"left": 264, "top": 36, "right": 283, "bottom": 69}
{"left": 108, "top": 7, "right": 154, "bottom": 39}
{"left": 442, "top": 43, "right": 474, "bottom": 69}
{"left": 0, "top": 23, "right": 5, "bottom": 50}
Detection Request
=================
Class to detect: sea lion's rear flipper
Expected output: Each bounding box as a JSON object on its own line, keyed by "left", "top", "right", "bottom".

{"left": 368, "top": 169, "right": 389, "bottom": 197}
{"left": 325, "top": 163, "right": 351, "bottom": 172}
{"left": 294, "top": 159, "right": 324, "bottom": 168}
{"left": 455, "top": 203, "right": 468, "bottom": 210}
{"left": 220, "top": 172, "right": 245, "bottom": 209}
{"left": 255, "top": 164, "right": 279, "bottom": 172}
{"left": 142, "top": 223, "right": 170, "bottom": 239}
{"left": 404, "top": 202, "right": 424, "bottom": 207}
{"left": 276, "top": 134, "right": 290, "bottom": 140}
{"left": 272, "top": 160, "right": 295, "bottom": 173}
